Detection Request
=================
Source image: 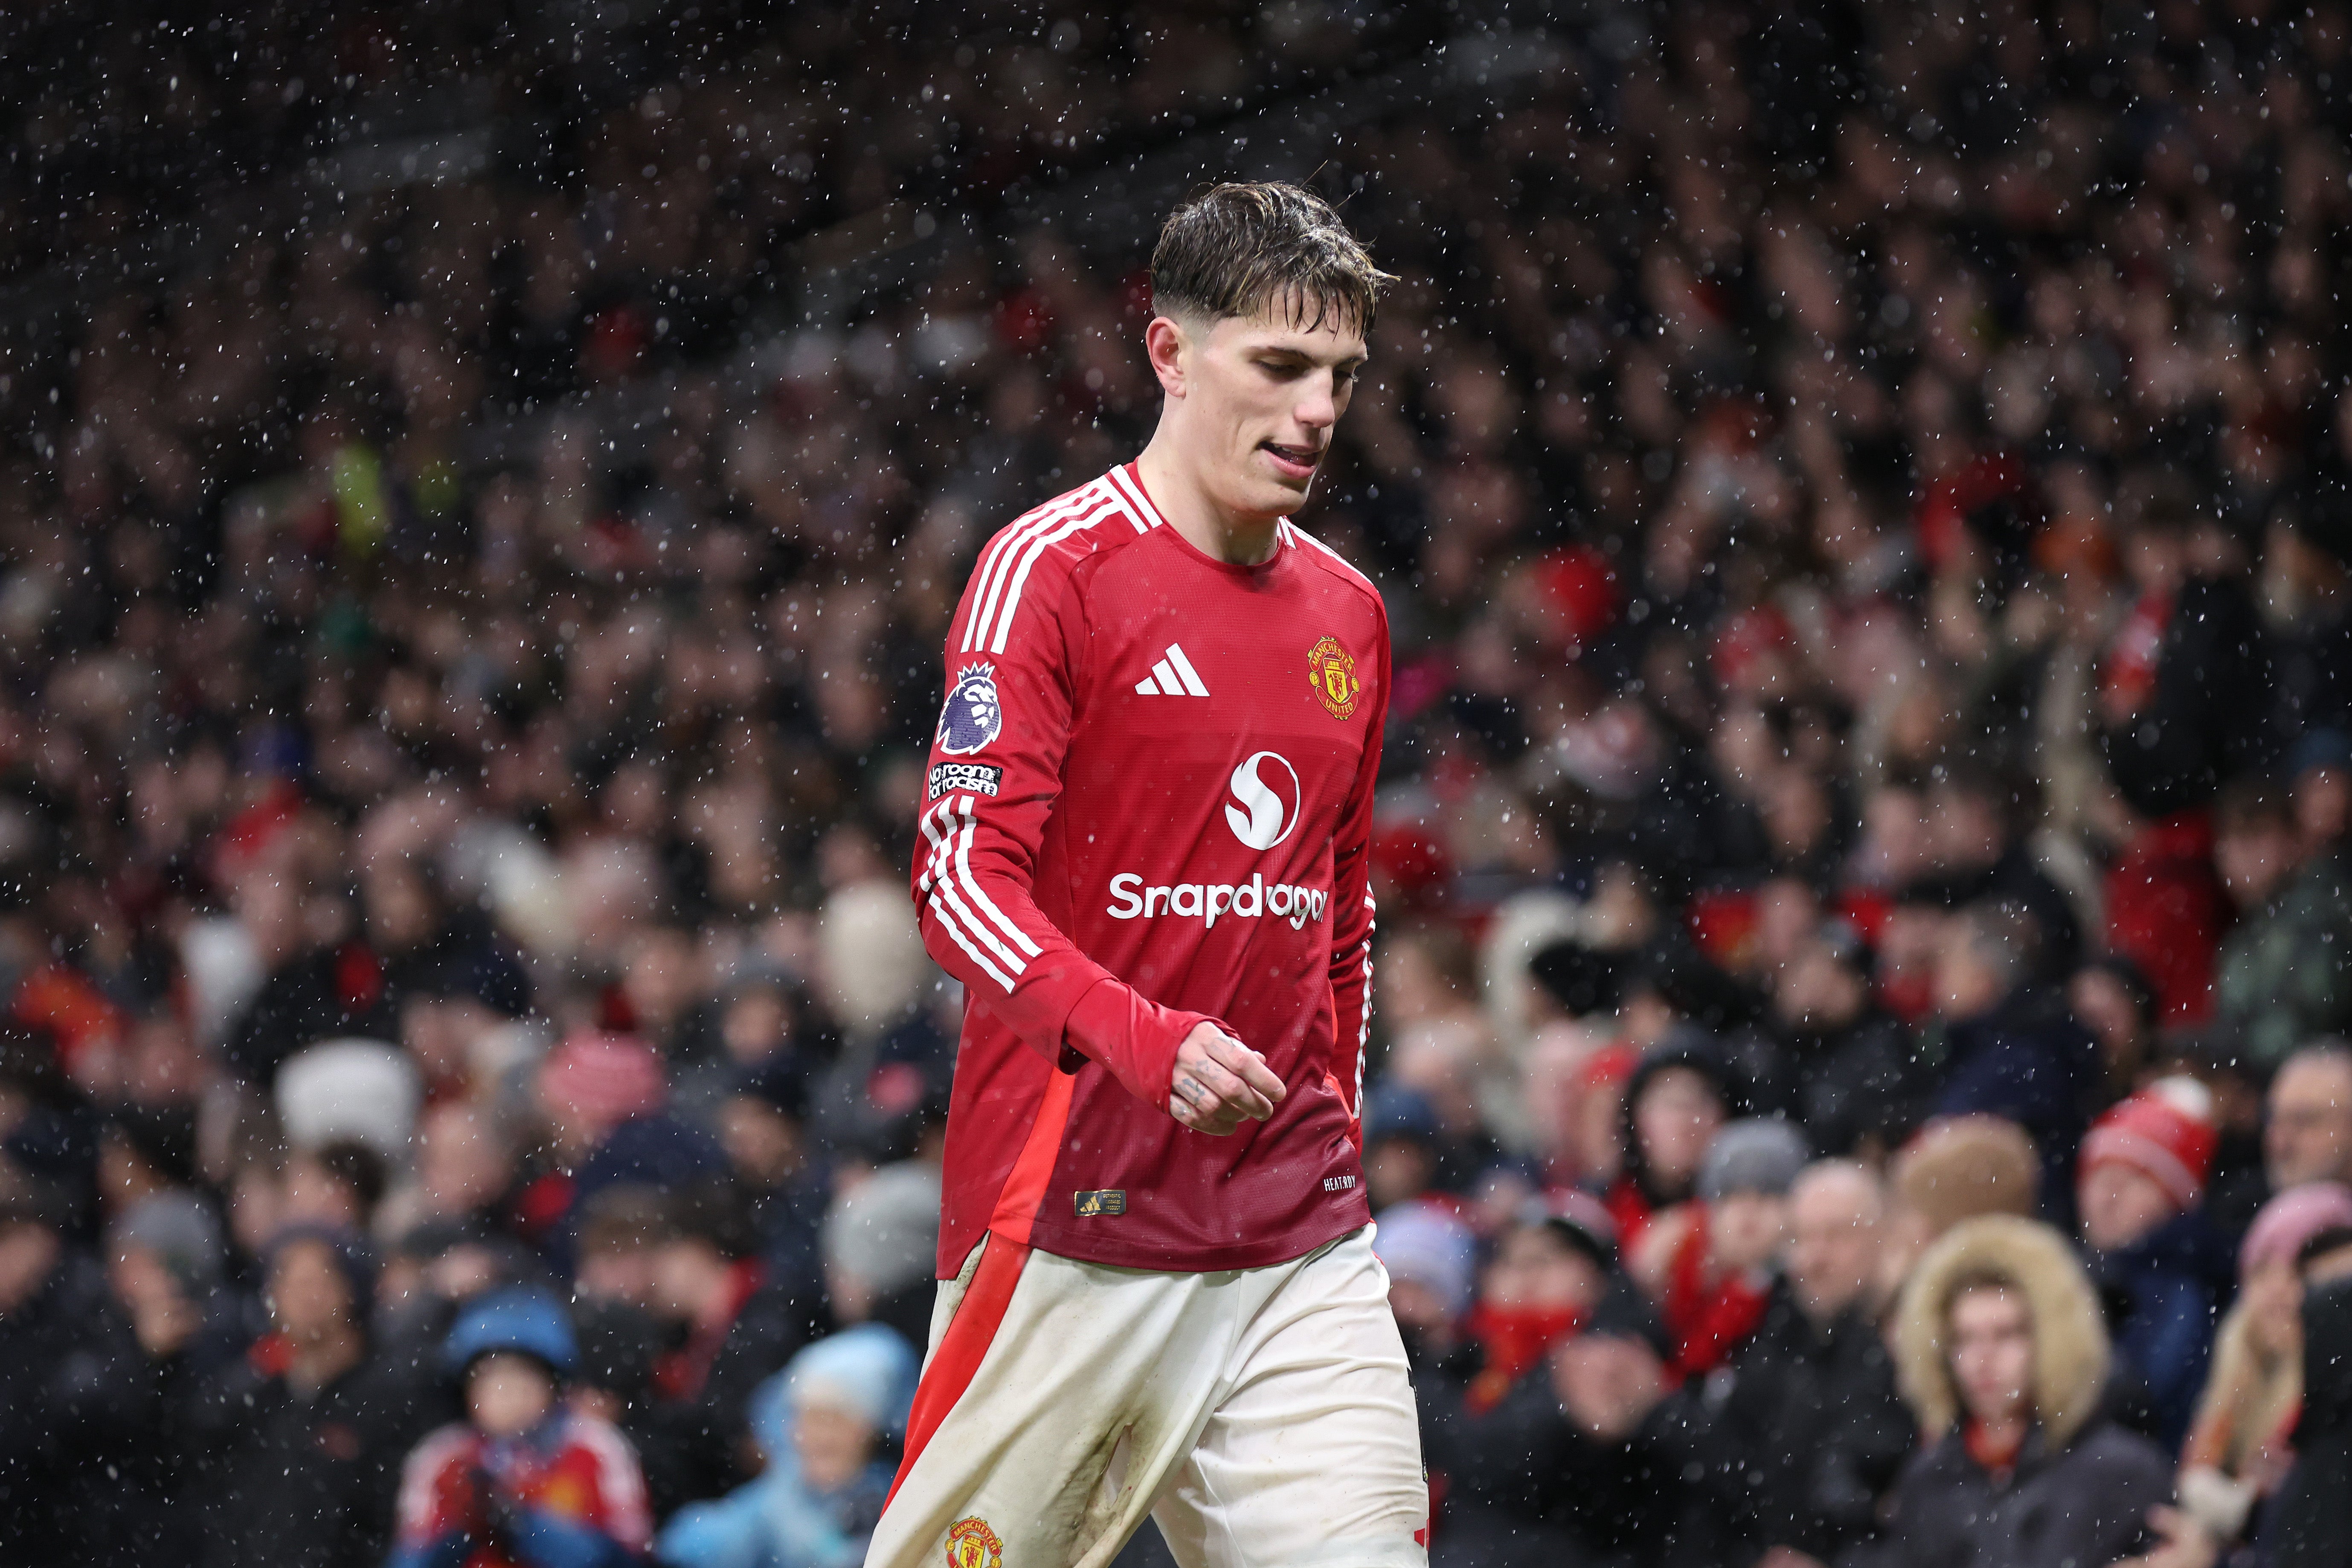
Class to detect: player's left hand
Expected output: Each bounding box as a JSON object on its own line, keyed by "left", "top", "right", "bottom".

{"left": 1168, "top": 1022, "right": 1286, "bottom": 1135}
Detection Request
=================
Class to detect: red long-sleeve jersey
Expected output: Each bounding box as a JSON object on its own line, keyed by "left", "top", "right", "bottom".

{"left": 913, "top": 462, "right": 1386, "bottom": 1275}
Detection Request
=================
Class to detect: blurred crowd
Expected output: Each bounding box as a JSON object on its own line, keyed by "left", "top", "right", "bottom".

{"left": 9, "top": 1, "right": 2352, "bottom": 1567}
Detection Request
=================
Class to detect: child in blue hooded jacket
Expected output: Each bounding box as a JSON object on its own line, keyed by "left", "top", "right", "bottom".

{"left": 389, "top": 1287, "right": 654, "bottom": 1568}
{"left": 655, "top": 1324, "right": 916, "bottom": 1568}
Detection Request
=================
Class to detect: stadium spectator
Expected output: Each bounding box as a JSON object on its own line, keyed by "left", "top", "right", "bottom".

{"left": 180, "top": 1225, "right": 429, "bottom": 1568}
{"left": 818, "top": 1159, "right": 937, "bottom": 1348}
{"left": 2267, "top": 1257, "right": 2352, "bottom": 1565}
{"left": 2211, "top": 779, "right": 2352, "bottom": 1070}
{"left": 2076, "top": 1079, "right": 2231, "bottom": 1449}
{"left": 2163, "top": 1024, "right": 2274, "bottom": 1244}
{"left": 1425, "top": 1210, "right": 1681, "bottom": 1566}
{"left": 1883, "top": 1113, "right": 2044, "bottom": 1293}
{"left": 377, "top": 1101, "right": 525, "bottom": 1250}
{"left": 2068, "top": 958, "right": 2162, "bottom": 1109}
{"left": 0, "top": 1177, "right": 152, "bottom": 1563}
{"left": 2176, "top": 1182, "right": 2352, "bottom": 1556}
{"left": 1457, "top": 1193, "right": 1621, "bottom": 1417}
{"left": 1650, "top": 1115, "right": 1808, "bottom": 1380}
{"left": 1871, "top": 1216, "right": 2172, "bottom": 1568}
{"left": 713, "top": 1057, "right": 828, "bottom": 1306}
{"left": 2265, "top": 1046, "right": 2352, "bottom": 1191}
{"left": 654, "top": 1324, "right": 916, "bottom": 1568}
{"left": 389, "top": 1286, "right": 652, "bottom": 1568}
{"left": 634, "top": 1181, "right": 824, "bottom": 1512}
{"left": 1931, "top": 902, "right": 2102, "bottom": 1209}
{"left": 1655, "top": 1159, "right": 1915, "bottom": 1565}
{"left": 1360, "top": 1080, "right": 1449, "bottom": 1212}
{"left": 1765, "top": 929, "right": 1924, "bottom": 1158}
{"left": 1371, "top": 1199, "right": 1478, "bottom": 1375}
{"left": 1605, "top": 1037, "right": 1736, "bottom": 1260}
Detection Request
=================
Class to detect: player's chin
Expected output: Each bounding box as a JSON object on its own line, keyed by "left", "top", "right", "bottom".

{"left": 1243, "top": 464, "right": 1315, "bottom": 513}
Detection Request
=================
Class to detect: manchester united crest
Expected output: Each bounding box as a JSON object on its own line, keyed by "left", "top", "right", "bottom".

{"left": 944, "top": 1516, "right": 1004, "bottom": 1568}
{"left": 1307, "top": 635, "right": 1362, "bottom": 719}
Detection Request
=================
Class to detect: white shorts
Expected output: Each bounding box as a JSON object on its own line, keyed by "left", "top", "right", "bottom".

{"left": 865, "top": 1224, "right": 1428, "bottom": 1568}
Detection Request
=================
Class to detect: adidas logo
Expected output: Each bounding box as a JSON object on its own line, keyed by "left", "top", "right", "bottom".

{"left": 1134, "top": 643, "right": 1211, "bottom": 697}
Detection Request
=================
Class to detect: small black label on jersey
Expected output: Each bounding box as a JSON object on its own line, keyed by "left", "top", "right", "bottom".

{"left": 928, "top": 762, "right": 1003, "bottom": 800}
{"left": 1074, "top": 1189, "right": 1127, "bottom": 1218}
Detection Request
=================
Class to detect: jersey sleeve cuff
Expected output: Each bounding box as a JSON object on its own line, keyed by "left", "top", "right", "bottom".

{"left": 1063, "top": 976, "right": 1208, "bottom": 1108}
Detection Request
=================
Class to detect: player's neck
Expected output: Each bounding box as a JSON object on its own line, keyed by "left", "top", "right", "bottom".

{"left": 1133, "top": 442, "right": 1281, "bottom": 566}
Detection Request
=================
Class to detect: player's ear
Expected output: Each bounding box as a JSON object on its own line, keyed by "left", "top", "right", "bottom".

{"left": 1144, "top": 315, "right": 1189, "bottom": 399}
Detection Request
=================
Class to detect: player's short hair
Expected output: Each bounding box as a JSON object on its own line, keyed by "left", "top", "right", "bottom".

{"left": 1150, "top": 181, "right": 1395, "bottom": 336}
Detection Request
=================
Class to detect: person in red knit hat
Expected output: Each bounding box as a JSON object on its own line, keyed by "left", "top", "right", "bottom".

{"left": 2077, "top": 1076, "right": 2231, "bottom": 1449}
{"left": 2080, "top": 1076, "right": 2222, "bottom": 1245}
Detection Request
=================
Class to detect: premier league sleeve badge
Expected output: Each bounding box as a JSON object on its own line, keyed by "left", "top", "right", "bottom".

{"left": 937, "top": 662, "right": 1005, "bottom": 755}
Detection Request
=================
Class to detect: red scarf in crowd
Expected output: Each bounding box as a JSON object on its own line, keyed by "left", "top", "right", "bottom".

{"left": 1463, "top": 1302, "right": 1585, "bottom": 1413}
{"left": 1663, "top": 1208, "right": 1772, "bottom": 1382}
{"left": 1602, "top": 1177, "right": 1655, "bottom": 1259}
{"left": 653, "top": 1258, "right": 764, "bottom": 1402}
{"left": 1963, "top": 1417, "right": 2027, "bottom": 1483}
{"left": 2100, "top": 586, "right": 2174, "bottom": 715}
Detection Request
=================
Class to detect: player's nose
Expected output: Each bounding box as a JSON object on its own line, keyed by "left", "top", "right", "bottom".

{"left": 1294, "top": 381, "right": 1339, "bottom": 431}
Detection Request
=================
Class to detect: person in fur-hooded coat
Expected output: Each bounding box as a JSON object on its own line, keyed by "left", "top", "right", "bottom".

{"left": 1860, "top": 1215, "right": 2173, "bottom": 1568}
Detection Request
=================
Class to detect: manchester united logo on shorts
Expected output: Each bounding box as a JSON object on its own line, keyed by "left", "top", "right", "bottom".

{"left": 944, "top": 1516, "right": 1004, "bottom": 1568}
{"left": 1307, "top": 635, "right": 1361, "bottom": 719}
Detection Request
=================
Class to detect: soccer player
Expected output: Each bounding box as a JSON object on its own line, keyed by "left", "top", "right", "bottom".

{"left": 869, "top": 183, "right": 1424, "bottom": 1568}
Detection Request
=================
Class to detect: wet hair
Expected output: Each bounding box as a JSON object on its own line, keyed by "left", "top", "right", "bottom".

{"left": 1150, "top": 181, "right": 1395, "bottom": 335}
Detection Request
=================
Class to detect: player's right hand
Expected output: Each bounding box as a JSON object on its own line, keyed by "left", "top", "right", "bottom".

{"left": 1167, "top": 1022, "right": 1286, "bottom": 1135}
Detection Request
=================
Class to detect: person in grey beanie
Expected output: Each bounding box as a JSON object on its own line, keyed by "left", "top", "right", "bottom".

{"left": 108, "top": 1190, "right": 241, "bottom": 1376}
{"left": 1699, "top": 1117, "right": 1812, "bottom": 1206}
{"left": 1645, "top": 1118, "right": 1814, "bottom": 1383}
{"left": 823, "top": 1160, "right": 942, "bottom": 1340}
{"left": 1371, "top": 1199, "right": 1476, "bottom": 1371}
{"left": 113, "top": 1191, "right": 225, "bottom": 1299}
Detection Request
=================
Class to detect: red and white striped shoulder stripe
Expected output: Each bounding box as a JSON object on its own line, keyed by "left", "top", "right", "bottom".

{"left": 960, "top": 469, "right": 1165, "bottom": 657}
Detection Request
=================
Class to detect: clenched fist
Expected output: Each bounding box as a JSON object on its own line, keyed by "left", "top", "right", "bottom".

{"left": 1167, "top": 1023, "right": 1286, "bottom": 1135}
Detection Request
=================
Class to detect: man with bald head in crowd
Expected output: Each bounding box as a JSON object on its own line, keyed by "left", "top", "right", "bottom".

{"left": 1788, "top": 1161, "right": 1892, "bottom": 1325}
{"left": 1657, "top": 1159, "right": 1916, "bottom": 1565}
{"left": 2267, "top": 1044, "right": 2352, "bottom": 1192}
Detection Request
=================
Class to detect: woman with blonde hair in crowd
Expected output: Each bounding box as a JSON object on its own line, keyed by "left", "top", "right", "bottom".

{"left": 2174, "top": 1184, "right": 2352, "bottom": 1551}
